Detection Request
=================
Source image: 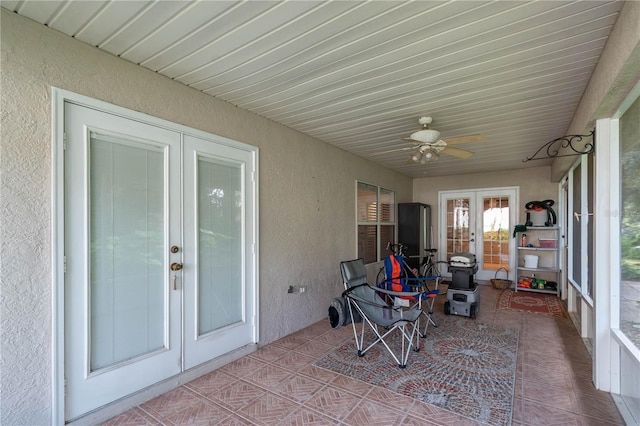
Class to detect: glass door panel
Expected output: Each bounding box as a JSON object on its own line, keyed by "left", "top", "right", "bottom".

{"left": 445, "top": 197, "right": 471, "bottom": 257}
{"left": 197, "top": 157, "right": 243, "bottom": 334}
{"left": 90, "top": 134, "right": 165, "bottom": 371}
{"left": 481, "top": 196, "right": 510, "bottom": 271}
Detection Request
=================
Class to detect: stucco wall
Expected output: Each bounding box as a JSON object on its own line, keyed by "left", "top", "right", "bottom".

{"left": 3, "top": 1, "right": 639, "bottom": 422}
{"left": 0, "top": 10, "right": 412, "bottom": 424}
{"left": 412, "top": 166, "right": 558, "bottom": 250}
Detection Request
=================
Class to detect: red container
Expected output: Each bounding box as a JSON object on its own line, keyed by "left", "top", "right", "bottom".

{"left": 539, "top": 238, "right": 557, "bottom": 248}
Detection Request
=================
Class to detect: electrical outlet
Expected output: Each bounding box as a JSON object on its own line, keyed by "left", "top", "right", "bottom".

{"left": 299, "top": 286, "right": 306, "bottom": 293}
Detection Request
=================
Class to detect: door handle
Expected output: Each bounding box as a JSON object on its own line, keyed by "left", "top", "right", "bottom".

{"left": 170, "top": 262, "right": 183, "bottom": 271}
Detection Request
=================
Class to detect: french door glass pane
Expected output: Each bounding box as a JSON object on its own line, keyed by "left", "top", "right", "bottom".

{"left": 482, "top": 197, "right": 510, "bottom": 270}
{"left": 90, "top": 134, "right": 165, "bottom": 371}
{"left": 446, "top": 198, "right": 470, "bottom": 258}
{"left": 620, "top": 94, "right": 640, "bottom": 350}
{"left": 198, "top": 157, "right": 243, "bottom": 335}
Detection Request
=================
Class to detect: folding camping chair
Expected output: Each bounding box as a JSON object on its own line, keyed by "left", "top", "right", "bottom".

{"left": 340, "top": 258, "right": 422, "bottom": 368}
{"left": 378, "top": 255, "right": 440, "bottom": 338}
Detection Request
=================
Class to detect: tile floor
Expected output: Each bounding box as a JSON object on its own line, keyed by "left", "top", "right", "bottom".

{"left": 101, "top": 285, "right": 626, "bottom": 425}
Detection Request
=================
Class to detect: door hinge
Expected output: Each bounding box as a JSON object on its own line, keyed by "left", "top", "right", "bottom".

{"left": 63, "top": 132, "right": 67, "bottom": 150}
{"left": 63, "top": 256, "right": 67, "bottom": 274}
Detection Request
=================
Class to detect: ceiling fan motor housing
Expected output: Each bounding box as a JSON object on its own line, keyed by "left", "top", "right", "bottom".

{"left": 410, "top": 129, "right": 441, "bottom": 143}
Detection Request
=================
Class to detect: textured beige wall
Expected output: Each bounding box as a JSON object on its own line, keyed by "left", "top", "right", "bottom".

{"left": 0, "top": 10, "right": 411, "bottom": 424}
{"left": 3, "top": 1, "right": 639, "bottom": 422}
{"left": 412, "top": 166, "right": 558, "bottom": 249}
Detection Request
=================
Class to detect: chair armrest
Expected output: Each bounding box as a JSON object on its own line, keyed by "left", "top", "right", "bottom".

{"left": 378, "top": 286, "right": 422, "bottom": 298}
{"left": 378, "top": 277, "right": 433, "bottom": 291}
{"left": 421, "top": 274, "right": 441, "bottom": 280}
{"left": 343, "top": 283, "right": 421, "bottom": 298}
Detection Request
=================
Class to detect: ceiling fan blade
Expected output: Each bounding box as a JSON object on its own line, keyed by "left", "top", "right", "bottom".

{"left": 370, "top": 146, "right": 414, "bottom": 155}
{"left": 442, "top": 134, "right": 485, "bottom": 145}
{"left": 442, "top": 146, "right": 474, "bottom": 159}
{"left": 401, "top": 137, "right": 418, "bottom": 144}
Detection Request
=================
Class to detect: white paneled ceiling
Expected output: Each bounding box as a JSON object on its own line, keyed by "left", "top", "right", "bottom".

{"left": 2, "top": 0, "right": 623, "bottom": 177}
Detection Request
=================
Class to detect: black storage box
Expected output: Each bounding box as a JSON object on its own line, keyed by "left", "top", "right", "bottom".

{"left": 449, "top": 264, "right": 478, "bottom": 290}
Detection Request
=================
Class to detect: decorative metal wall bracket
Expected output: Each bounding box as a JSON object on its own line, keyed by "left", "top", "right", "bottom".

{"left": 523, "top": 130, "right": 595, "bottom": 162}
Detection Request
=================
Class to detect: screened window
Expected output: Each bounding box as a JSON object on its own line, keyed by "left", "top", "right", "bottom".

{"left": 357, "top": 182, "right": 395, "bottom": 263}
{"left": 571, "top": 163, "right": 582, "bottom": 290}
{"left": 568, "top": 155, "right": 594, "bottom": 300}
{"left": 619, "top": 94, "right": 640, "bottom": 350}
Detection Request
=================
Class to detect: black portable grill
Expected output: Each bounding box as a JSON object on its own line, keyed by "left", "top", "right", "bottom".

{"left": 445, "top": 253, "right": 480, "bottom": 319}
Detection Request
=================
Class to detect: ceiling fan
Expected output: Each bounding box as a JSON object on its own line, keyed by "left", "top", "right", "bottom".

{"left": 378, "top": 117, "right": 485, "bottom": 164}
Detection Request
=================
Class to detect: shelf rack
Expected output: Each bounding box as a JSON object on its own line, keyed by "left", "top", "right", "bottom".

{"left": 515, "top": 227, "right": 561, "bottom": 296}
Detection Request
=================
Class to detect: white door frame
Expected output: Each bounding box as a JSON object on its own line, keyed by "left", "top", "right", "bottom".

{"left": 51, "top": 88, "right": 259, "bottom": 424}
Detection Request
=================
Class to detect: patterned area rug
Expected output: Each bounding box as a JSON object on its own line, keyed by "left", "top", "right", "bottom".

{"left": 315, "top": 316, "right": 518, "bottom": 425}
{"left": 496, "top": 289, "right": 567, "bottom": 318}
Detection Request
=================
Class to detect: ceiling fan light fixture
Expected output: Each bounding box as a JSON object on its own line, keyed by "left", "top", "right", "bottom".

{"left": 423, "top": 148, "right": 440, "bottom": 162}
{"left": 409, "top": 147, "right": 440, "bottom": 164}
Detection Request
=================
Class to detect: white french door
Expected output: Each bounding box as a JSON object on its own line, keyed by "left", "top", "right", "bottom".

{"left": 438, "top": 188, "right": 518, "bottom": 281}
{"left": 63, "top": 101, "right": 257, "bottom": 420}
{"left": 182, "top": 135, "right": 256, "bottom": 368}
